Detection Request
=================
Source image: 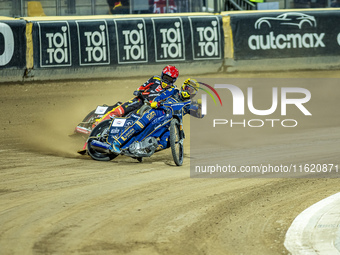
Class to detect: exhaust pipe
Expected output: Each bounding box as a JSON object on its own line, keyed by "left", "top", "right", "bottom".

{"left": 90, "top": 140, "right": 111, "bottom": 154}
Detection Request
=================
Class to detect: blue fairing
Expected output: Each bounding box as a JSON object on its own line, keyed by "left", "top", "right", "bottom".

{"left": 107, "top": 106, "right": 176, "bottom": 150}
{"left": 107, "top": 114, "right": 140, "bottom": 145}
{"left": 124, "top": 115, "right": 171, "bottom": 149}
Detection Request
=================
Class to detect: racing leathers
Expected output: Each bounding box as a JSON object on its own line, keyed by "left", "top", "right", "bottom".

{"left": 110, "top": 87, "right": 203, "bottom": 154}
{"left": 101, "top": 76, "right": 171, "bottom": 121}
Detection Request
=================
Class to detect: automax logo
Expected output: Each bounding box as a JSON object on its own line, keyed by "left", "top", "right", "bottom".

{"left": 248, "top": 12, "right": 325, "bottom": 51}
{"left": 115, "top": 18, "right": 147, "bottom": 64}
{"left": 38, "top": 21, "right": 71, "bottom": 67}
{"left": 76, "top": 20, "right": 110, "bottom": 66}
{"left": 0, "top": 22, "right": 14, "bottom": 66}
{"left": 199, "top": 82, "right": 312, "bottom": 128}
{"left": 152, "top": 17, "right": 185, "bottom": 62}
{"left": 189, "top": 17, "right": 222, "bottom": 60}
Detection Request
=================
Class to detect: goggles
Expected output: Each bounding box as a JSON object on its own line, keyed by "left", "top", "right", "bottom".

{"left": 162, "top": 74, "right": 174, "bottom": 84}
{"left": 183, "top": 84, "right": 197, "bottom": 94}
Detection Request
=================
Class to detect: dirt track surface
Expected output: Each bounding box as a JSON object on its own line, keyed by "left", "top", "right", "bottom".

{"left": 0, "top": 71, "right": 339, "bottom": 255}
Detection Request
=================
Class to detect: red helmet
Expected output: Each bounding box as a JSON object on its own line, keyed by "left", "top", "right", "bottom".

{"left": 161, "top": 65, "right": 179, "bottom": 87}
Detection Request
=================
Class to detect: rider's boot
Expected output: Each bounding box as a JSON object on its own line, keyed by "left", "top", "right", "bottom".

{"left": 110, "top": 141, "right": 121, "bottom": 154}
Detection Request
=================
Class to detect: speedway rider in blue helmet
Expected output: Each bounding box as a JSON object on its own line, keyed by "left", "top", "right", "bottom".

{"left": 109, "top": 78, "right": 203, "bottom": 154}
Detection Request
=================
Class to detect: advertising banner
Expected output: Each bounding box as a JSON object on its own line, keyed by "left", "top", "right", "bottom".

{"left": 188, "top": 16, "right": 223, "bottom": 60}
{"left": 114, "top": 18, "right": 148, "bottom": 64}
{"left": 0, "top": 20, "right": 26, "bottom": 69}
{"left": 230, "top": 11, "right": 340, "bottom": 60}
{"left": 76, "top": 20, "right": 110, "bottom": 66}
{"left": 32, "top": 15, "right": 224, "bottom": 69}
{"left": 36, "top": 21, "right": 72, "bottom": 68}
{"left": 152, "top": 17, "right": 186, "bottom": 62}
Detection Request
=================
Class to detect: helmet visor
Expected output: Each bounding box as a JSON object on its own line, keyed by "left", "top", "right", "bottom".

{"left": 162, "top": 74, "right": 174, "bottom": 84}
{"left": 183, "top": 84, "right": 197, "bottom": 94}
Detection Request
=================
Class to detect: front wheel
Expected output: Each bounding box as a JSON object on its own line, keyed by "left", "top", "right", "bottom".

{"left": 169, "top": 119, "right": 184, "bottom": 166}
{"left": 139, "top": 104, "right": 151, "bottom": 116}
{"left": 87, "top": 119, "right": 117, "bottom": 161}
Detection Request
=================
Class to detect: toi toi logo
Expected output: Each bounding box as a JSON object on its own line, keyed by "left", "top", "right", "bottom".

{"left": 122, "top": 23, "right": 145, "bottom": 61}
{"left": 196, "top": 20, "right": 219, "bottom": 57}
{"left": 46, "top": 26, "right": 69, "bottom": 64}
{"left": 160, "top": 22, "right": 182, "bottom": 59}
{"left": 84, "top": 25, "right": 107, "bottom": 62}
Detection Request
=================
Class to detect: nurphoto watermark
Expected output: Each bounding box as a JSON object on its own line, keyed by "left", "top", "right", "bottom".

{"left": 190, "top": 78, "right": 340, "bottom": 178}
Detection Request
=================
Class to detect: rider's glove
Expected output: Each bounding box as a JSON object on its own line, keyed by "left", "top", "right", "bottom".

{"left": 133, "top": 90, "right": 142, "bottom": 97}
{"left": 151, "top": 101, "right": 160, "bottom": 109}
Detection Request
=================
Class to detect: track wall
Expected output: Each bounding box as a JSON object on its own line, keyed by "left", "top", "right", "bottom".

{"left": 224, "top": 9, "right": 340, "bottom": 72}
{"left": 0, "top": 10, "right": 339, "bottom": 83}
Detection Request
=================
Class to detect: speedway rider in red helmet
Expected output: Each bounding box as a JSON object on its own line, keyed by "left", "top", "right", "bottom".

{"left": 160, "top": 65, "right": 179, "bottom": 87}
{"left": 94, "top": 65, "right": 179, "bottom": 125}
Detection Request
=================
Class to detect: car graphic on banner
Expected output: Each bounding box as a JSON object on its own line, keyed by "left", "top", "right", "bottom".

{"left": 255, "top": 13, "right": 317, "bottom": 29}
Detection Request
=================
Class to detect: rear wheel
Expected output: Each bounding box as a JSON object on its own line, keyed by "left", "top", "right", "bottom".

{"left": 170, "top": 119, "right": 184, "bottom": 166}
{"left": 82, "top": 109, "right": 96, "bottom": 122}
{"left": 87, "top": 119, "right": 117, "bottom": 161}
{"left": 81, "top": 103, "right": 120, "bottom": 127}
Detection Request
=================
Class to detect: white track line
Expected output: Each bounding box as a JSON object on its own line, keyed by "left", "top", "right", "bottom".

{"left": 284, "top": 192, "right": 340, "bottom": 255}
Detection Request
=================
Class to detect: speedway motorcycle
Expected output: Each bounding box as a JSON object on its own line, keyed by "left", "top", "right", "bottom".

{"left": 74, "top": 102, "right": 122, "bottom": 136}
{"left": 74, "top": 94, "right": 151, "bottom": 136}
{"left": 84, "top": 101, "right": 189, "bottom": 166}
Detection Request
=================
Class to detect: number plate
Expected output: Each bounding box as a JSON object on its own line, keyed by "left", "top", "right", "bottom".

{"left": 95, "top": 106, "right": 108, "bottom": 115}
{"left": 112, "top": 118, "right": 126, "bottom": 127}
